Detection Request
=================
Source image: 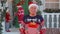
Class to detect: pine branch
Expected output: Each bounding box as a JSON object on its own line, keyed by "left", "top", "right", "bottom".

{"left": 0, "top": 23, "right": 2, "bottom": 34}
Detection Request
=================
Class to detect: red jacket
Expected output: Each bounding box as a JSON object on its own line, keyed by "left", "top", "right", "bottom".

{"left": 16, "top": 12, "right": 24, "bottom": 21}
{"left": 16, "top": 7, "right": 24, "bottom": 24}
{"left": 5, "top": 12, "right": 10, "bottom": 22}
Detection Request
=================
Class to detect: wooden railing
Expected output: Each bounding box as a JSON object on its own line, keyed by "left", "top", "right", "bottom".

{"left": 42, "top": 13, "right": 60, "bottom": 28}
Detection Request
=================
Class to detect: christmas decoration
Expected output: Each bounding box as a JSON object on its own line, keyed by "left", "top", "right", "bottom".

{"left": 0, "top": 23, "right": 2, "bottom": 34}
{"left": 0, "top": 9, "right": 2, "bottom": 34}
{"left": 35, "top": 0, "right": 42, "bottom": 6}
{"left": 44, "top": 8, "right": 60, "bottom": 13}
{"left": 0, "top": 11, "right": 2, "bottom": 34}
{"left": 28, "top": 3, "right": 38, "bottom": 9}
{"left": 13, "top": 0, "right": 42, "bottom": 28}
{"left": 29, "top": 0, "right": 42, "bottom": 6}
{"left": 20, "top": 0, "right": 25, "bottom": 5}
{"left": 16, "top": 4, "right": 24, "bottom": 24}
{"left": 13, "top": 0, "right": 28, "bottom": 28}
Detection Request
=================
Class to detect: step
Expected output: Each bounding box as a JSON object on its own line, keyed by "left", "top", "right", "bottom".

{"left": 2, "top": 32, "right": 20, "bottom": 34}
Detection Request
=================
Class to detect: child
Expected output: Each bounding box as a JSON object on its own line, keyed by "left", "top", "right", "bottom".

{"left": 5, "top": 9, "right": 11, "bottom": 32}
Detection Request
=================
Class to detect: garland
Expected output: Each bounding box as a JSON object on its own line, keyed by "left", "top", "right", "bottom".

{"left": 44, "top": 8, "right": 60, "bottom": 13}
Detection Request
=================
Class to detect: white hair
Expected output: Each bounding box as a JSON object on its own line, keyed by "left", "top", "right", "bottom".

{"left": 29, "top": 4, "right": 38, "bottom": 9}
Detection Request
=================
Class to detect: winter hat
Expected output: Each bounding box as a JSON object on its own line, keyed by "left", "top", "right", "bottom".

{"left": 28, "top": 1, "right": 38, "bottom": 9}
{"left": 16, "top": 4, "right": 24, "bottom": 14}
{"left": 16, "top": 3, "right": 24, "bottom": 11}
{"left": 16, "top": 2, "right": 22, "bottom": 8}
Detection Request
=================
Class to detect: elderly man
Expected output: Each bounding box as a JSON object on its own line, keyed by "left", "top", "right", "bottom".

{"left": 19, "top": 2, "right": 45, "bottom": 34}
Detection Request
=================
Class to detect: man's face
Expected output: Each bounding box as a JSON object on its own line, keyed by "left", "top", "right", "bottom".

{"left": 29, "top": 6, "right": 38, "bottom": 15}
{"left": 6, "top": 11, "right": 10, "bottom": 14}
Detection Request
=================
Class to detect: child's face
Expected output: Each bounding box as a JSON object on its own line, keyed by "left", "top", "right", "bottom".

{"left": 29, "top": 6, "right": 38, "bottom": 15}
{"left": 6, "top": 11, "right": 10, "bottom": 14}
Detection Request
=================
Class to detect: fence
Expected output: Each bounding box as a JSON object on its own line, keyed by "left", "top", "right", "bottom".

{"left": 42, "top": 13, "right": 60, "bottom": 28}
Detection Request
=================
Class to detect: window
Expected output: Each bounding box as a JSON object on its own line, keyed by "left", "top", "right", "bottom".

{"left": 45, "top": 0, "right": 60, "bottom": 9}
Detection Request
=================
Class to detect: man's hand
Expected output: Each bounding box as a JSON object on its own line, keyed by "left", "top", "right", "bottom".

{"left": 41, "top": 21, "right": 44, "bottom": 26}
{"left": 20, "top": 21, "right": 25, "bottom": 26}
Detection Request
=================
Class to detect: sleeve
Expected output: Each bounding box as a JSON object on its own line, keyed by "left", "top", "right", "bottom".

{"left": 39, "top": 16, "right": 44, "bottom": 30}
{"left": 23, "top": 15, "right": 28, "bottom": 24}
{"left": 23, "top": 16, "right": 26, "bottom": 23}
{"left": 40, "top": 16, "right": 45, "bottom": 28}
{"left": 40, "top": 16, "right": 44, "bottom": 23}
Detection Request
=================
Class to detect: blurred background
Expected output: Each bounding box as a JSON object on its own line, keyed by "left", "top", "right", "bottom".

{"left": 0, "top": 0, "right": 60, "bottom": 34}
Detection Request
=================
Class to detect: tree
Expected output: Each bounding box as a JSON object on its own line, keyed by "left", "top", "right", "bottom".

{"left": 0, "top": 9, "right": 2, "bottom": 34}
{"left": 0, "top": 23, "right": 2, "bottom": 34}
{"left": 35, "top": 0, "right": 42, "bottom": 6}
{"left": 0, "top": 0, "right": 6, "bottom": 33}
